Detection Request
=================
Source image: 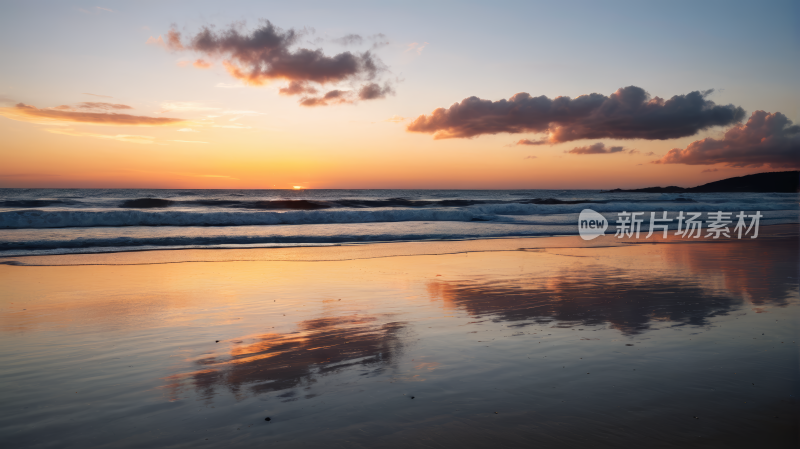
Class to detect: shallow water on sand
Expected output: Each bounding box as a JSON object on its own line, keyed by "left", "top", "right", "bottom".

{"left": 0, "top": 236, "right": 798, "bottom": 448}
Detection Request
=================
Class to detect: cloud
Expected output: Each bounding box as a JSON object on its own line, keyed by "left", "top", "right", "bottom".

{"left": 358, "top": 82, "right": 393, "bottom": 100}
{"left": 644, "top": 151, "right": 656, "bottom": 156}
{"left": 524, "top": 155, "right": 537, "bottom": 159}
{"left": 83, "top": 93, "right": 112, "bottom": 98}
{"left": 405, "top": 42, "right": 429, "bottom": 55}
{"left": 161, "top": 20, "right": 392, "bottom": 106}
{"left": 46, "top": 128, "right": 155, "bottom": 144}
{"left": 332, "top": 34, "right": 363, "bottom": 46}
{"left": 193, "top": 59, "right": 212, "bottom": 69}
{"left": 653, "top": 111, "right": 800, "bottom": 168}
{"left": 278, "top": 81, "right": 318, "bottom": 96}
{"left": 146, "top": 35, "right": 165, "bottom": 47}
{"left": 407, "top": 86, "right": 745, "bottom": 142}
{"left": 385, "top": 115, "right": 405, "bottom": 123}
{"left": 299, "top": 89, "right": 350, "bottom": 107}
{"left": 568, "top": 142, "right": 626, "bottom": 154}
{"left": 76, "top": 102, "right": 133, "bottom": 110}
{"left": 296, "top": 82, "right": 394, "bottom": 106}
{"left": 369, "top": 33, "right": 390, "bottom": 49}
{"left": 516, "top": 138, "right": 548, "bottom": 146}
{"left": 0, "top": 103, "right": 186, "bottom": 126}
{"left": 701, "top": 168, "right": 720, "bottom": 173}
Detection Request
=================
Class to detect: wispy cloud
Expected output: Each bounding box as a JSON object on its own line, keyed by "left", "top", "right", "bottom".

{"left": 46, "top": 128, "right": 155, "bottom": 144}
{"left": 405, "top": 42, "right": 429, "bottom": 55}
{"left": 146, "top": 35, "right": 165, "bottom": 47}
{"left": 567, "top": 142, "right": 628, "bottom": 155}
{"left": 83, "top": 93, "right": 112, "bottom": 98}
{"left": 385, "top": 115, "right": 405, "bottom": 123}
{"left": 0, "top": 103, "right": 185, "bottom": 126}
{"left": 76, "top": 102, "right": 133, "bottom": 110}
{"left": 516, "top": 138, "right": 549, "bottom": 146}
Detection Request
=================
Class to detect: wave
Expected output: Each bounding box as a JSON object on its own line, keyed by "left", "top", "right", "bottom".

{"left": 0, "top": 232, "right": 545, "bottom": 251}
{"left": 100, "top": 196, "right": 713, "bottom": 211}
{"left": 0, "top": 202, "right": 795, "bottom": 229}
{"left": 0, "top": 200, "right": 77, "bottom": 208}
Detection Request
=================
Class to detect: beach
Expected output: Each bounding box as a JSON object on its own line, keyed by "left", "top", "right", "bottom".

{"left": 1, "top": 227, "right": 797, "bottom": 448}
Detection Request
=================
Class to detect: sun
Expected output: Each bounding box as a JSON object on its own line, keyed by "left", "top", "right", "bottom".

{"left": 292, "top": 185, "right": 304, "bottom": 190}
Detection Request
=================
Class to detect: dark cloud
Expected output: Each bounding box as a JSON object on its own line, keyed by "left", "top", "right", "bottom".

{"left": 0, "top": 103, "right": 185, "bottom": 126}
{"left": 164, "top": 20, "right": 392, "bottom": 106}
{"left": 568, "top": 142, "right": 625, "bottom": 154}
{"left": 407, "top": 86, "right": 745, "bottom": 142}
{"left": 701, "top": 168, "right": 720, "bottom": 173}
{"left": 279, "top": 81, "right": 318, "bottom": 96}
{"left": 332, "top": 34, "right": 363, "bottom": 46}
{"left": 76, "top": 102, "right": 134, "bottom": 110}
{"left": 654, "top": 111, "right": 800, "bottom": 168}
{"left": 358, "top": 82, "right": 393, "bottom": 100}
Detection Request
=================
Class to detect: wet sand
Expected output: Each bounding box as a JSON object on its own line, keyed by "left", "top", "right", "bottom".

{"left": 1, "top": 227, "right": 798, "bottom": 448}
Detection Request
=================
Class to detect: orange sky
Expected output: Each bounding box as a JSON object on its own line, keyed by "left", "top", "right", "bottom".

{"left": 0, "top": 1, "right": 796, "bottom": 189}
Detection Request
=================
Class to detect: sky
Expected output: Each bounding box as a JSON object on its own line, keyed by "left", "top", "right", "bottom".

{"left": 1, "top": 0, "right": 798, "bottom": 189}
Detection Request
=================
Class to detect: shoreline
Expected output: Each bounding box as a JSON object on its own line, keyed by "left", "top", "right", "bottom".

{"left": 2, "top": 223, "right": 796, "bottom": 267}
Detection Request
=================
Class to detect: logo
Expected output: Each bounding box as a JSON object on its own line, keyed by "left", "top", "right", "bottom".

{"left": 578, "top": 209, "right": 608, "bottom": 240}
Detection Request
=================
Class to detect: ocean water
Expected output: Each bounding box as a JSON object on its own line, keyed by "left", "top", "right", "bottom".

{"left": 0, "top": 188, "right": 797, "bottom": 256}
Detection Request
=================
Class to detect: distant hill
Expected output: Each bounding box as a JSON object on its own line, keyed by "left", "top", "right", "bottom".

{"left": 603, "top": 171, "right": 799, "bottom": 193}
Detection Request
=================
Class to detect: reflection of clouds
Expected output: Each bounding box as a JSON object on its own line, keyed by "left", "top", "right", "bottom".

{"left": 164, "top": 315, "right": 407, "bottom": 401}
{"left": 660, "top": 237, "right": 798, "bottom": 305}
{"left": 428, "top": 238, "right": 798, "bottom": 335}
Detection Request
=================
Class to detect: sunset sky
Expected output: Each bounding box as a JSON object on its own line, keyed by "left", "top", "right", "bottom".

{"left": 1, "top": 0, "right": 798, "bottom": 189}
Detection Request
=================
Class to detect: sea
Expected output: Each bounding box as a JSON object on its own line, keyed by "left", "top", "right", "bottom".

{"left": 0, "top": 188, "right": 797, "bottom": 257}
